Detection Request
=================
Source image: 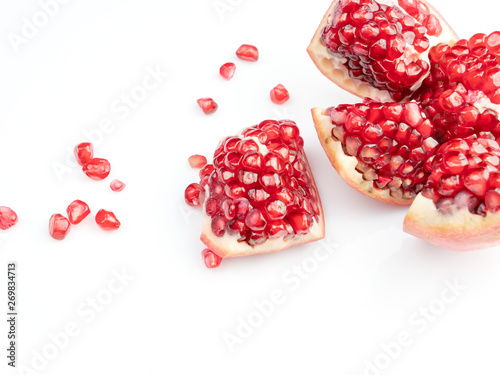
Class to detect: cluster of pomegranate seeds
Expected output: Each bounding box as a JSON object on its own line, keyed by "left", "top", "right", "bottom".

{"left": 187, "top": 120, "right": 321, "bottom": 247}
{"left": 202, "top": 248, "right": 223, "bottom": 269}
{"left": 270, "top": 84, "right": 290, "bottom": 105}
{"left": 197, "top": 98, "right": 218, "bottom": 115}
{"left": 110, "top": 179, "right": 126, "bottom": 192}
{"left": 0, "top": 207, "right": 18, "bottom": 230}
{"left": 328, "top": 100, "right": 439, "bottom": 200}
{"left": 74, "top": 142, "right": 93, "bottom": 166}
{"left": 321, "top": 0, "right": 435, "bottom": 100}
{"left": 95, "top": 209, "right": 121, "bottom": 231}
{"left": 396, "top": 0, "right": 442, "bottom": 36}
{"left": 236, "top": 44, "right": 259, "bottom": 62}
{"left": 188, "top": 154, "right": 208, "bottom": 169}
{"left": 219, "top": 62, "right": 236, "bottom": 80}
{"left": 423, "top": 133, "right": 500, "bottom": 215}
{"left": 67, "top": 200, "right": 90, "bottom": 224}
{"left": 49, "top": 214, "right": 71, "bottom": 240}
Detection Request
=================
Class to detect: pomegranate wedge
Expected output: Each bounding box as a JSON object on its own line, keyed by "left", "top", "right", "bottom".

{"left": 307, "top": 0, "right": 458, "bottom": 101}
{"left": 186, "top": 120, "right": 325, "bottom": 260}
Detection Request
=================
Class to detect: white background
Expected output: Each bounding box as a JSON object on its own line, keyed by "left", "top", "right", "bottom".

{"left": 1, "top": 0, "right": 500, "bottom": 374}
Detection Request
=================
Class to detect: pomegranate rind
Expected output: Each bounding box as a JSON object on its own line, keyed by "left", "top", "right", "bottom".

{"left": 200, "top": 154, "right": 325, "bottom": 258}
{"left": 404, "top": 194, "right": 500, "bottom": 251}
{"left": 306, "top": 0, "right": 459, "bottom": 101}
{"left": 312, "top": 107, "right": 411, "bottom": 205}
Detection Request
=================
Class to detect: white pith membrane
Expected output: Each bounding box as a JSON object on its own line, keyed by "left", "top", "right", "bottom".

{"left": 404, "top": 193, "right": 500, "bottom": 251}
{"left": 307, "top": 0, "right": 459, "bottom": 102}
{"left": 312, "top": 107, "right": 414, "bottom": 205}
{"left": 200, "top": 127, "right": 325, "bottom": 259}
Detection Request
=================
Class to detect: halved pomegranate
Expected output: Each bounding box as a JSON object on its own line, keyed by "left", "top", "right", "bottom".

{"left": 185, "top": 120, "right": 325, "bottom": 260}
{"left": 307, "top": 0, "right": 458, "bottom": 101}
{"left": 312, "top": 100, "right": 439, "bottom": 204}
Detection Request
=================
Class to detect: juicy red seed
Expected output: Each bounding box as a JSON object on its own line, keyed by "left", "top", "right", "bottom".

{"left": 245, "top": 209, "right": 267, "bottom": 231}
{"left": 74, "top": 142, "right": 94, "bottom": 166}
{"left": 185, "top": 183, "right": 203, "bottom": 207}
{"left": 82, "top": 158, "right": 111, "bottom": 180}
{"left": 110, "top": 179, "right": 126, "bottom": 192}
{"left": 464, "top": 168, "right": 489, "bottom": 197}
{"left": 199, "top": 164, "right": 215, "bottom": 179}
{"left": 66, "top": 200, "right": 91, "bottom": 224}
{"left": 0, "top": 206, "right": 18, "bottom": 230}
{"left": 486, "top": 31, "right": 500, "bottom": 54}
{"left": 270, "top": 84, "right": 290, "bottom": 105}
{"left": 201, "top": 249, "right": 222, "bottom": 269}
{"left": 95, "top": 209, "right": 121, "bottom": 231}
{"left": 188, "top": 154, "right": 207, "bottom": 169}
{"left": 424, "top": 14, "right": 442, "bottom": 37}
{"left": 288, "top": 212, "right": 311, "bottom": 235}
{"left": 219, "top": 62, "right": 236, "bottom": 80}
{"left": 236, "top": 44, "right": 259, "bottom": 61}
{"left": 485, "top": 189, "right": 500, "bottom": 213}
{"left": 211, "top": 214, "right": 227, "bottom": 237}
{"left": 197, "top": 98, "right": 218, "bottom": 114}
{"left": 49, "top": 214, "right": 71, "bottom": 240}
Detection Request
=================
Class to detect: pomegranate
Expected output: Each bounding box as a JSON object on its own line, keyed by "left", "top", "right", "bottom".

{"left": 82, "top": 158, "right": 111, "bottom": 180}
{"left": 236, "top": 44, "right": 259, "bottom": 62}
{"left": 185, "top": 120, "right": 325, "bottom": 261}
{"left": 74, "top": 142, "right": 93, "bottom": 166}
{"left": 49, "top": 214, "right": 71, "bottom": 240}
{"left": 67, "top": 200, "right": 91, "bottom": 224}
{"left": 197, "top": 98, "right": 218, "bottom": 115}
{"left": 307, "top": 0, "right": 458, "bottom": 101}
{"left": 220, "top": 62, "right": 236, "bottom": 80}
{"left": 0, "top": 207, "right": 18, "bottom": 230}
{"left": 270, "top": 84, "right": 290, "bottom": 105}
{"left": 110, "top": 179, "right": 126, "bottom": 192}
{"left": 95, "top": 209, "right": 121, "bottom": 231}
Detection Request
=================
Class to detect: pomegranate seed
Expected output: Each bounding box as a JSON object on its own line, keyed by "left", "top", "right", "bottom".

{"left": 219, "top": 62, "right": 236, "bottom": 80}
{"left": 236, "top": 44, "right": 259, "bottom": 62}
{"left": 66, "top": 200, "right": 90, "bottom": 224}
{"left": 82, "top": 158, "right": 111, "bottom": 180}
{"left": 74, "top": 142, "right": 94, "bottom": 166}
{"left": 0, "top": 206, "right": 18, "bottom": 230}
{"left": 110, "top": 179, "right": 126, "bottom": 192}
{"left": 188, "top": 154, "right": 207, "bottom": 169}
{"left": 486, "top": 31, "right": 500, "bottom": 54}
{"left": 95, "top": 209, "right": 121, "bottom": 231}
{"left": 202, "top": 249, "right": 222, "bottom": 268}
{"left": 49, "top": 214, "right": 71, "bottom": 240}
{"left": 270, "top": 84, "right": 290, "bottom": 105}
{"left": 197, "top": 98, "right": 218, "bottom": 115}
{"left": 185, "top": 183, "right": 203, "bottom": 207}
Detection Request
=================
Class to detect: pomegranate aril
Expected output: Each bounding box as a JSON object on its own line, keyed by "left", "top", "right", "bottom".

{"left": 188, "top": 154, "right": 207, "bottom": 169}
{"left": 270, "top": 84, "right": 290, "bottom": 105}
{"left": 197, "top": 98, "right": 218, "bottom": 114}
{"left": 82, "top": 158, "right": 111, "bottom": 180}
{"left": 202, "top": 249, "right": 222, "bottom": 269}
{"left": 110, "top": 179, "right": 126, "bottom": 192}
{"left": 236, "top": 44, "right": 259, "bottom": 61}
{"left": 0, "top": 207, "right": 18, "bottom": 230}
{"left": 95, "top": 209, "right": 120, "bottom": 231}
{"left": 66, "top": 200, "right": 90, "bottom": 224}
{"left": 49, "top": 214, "right": 71, "bottom": 240}
{"left": 464, "top": 167, "right": 489, "bottom": 197}
{"left": 74, "top": 142, "right": 94, "bottom": 166}
{"left": 219, "top": 62, "right": 236, "bottom": 80}
{"left": 485, "top": 189, "right": 500, "bottom": 213}
{"left": 185, "top": 183, "right": 203, "bottom": 207}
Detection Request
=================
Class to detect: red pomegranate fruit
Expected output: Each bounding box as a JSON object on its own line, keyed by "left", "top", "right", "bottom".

{"left": 185, "top": 120, "right": 325, "bottom": 261}
{"left": 307, "top": 0, "right": 458, "bottom": 101}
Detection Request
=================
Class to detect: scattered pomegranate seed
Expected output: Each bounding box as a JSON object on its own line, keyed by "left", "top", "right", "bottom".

{"left": 219, "top": 62, "right": 236, "bottom": 80}
{"left": 270, "top": 84, "right": 290, "bottom": 105}
{"left": 66, "top": 200, "right": 90, "bottom": 224}
{"left": 197, "top": 98, "right": 218, "bottom": 115}
{"left": 49, "top": 214, "right": 71, "bottom": 240}
{"left": 188, "top": 154, "right": 207, "bottom": 169}
{"left": 0, "top": 207, "right": 18, "bottom": 230}
{"left": 82, "top": 158, "right": 111, "bottom": 180}
{"left": 110, "top": 179, "right": 126, "bottom": 192}
{"left": 202, "top": 249, "right": 222, "bottom": 268}
{"left": 236, "top": 44, "right": 259, "bottom": 62}
{"left": 185, "top": 183, "right": 203, "bottom": 207}
{"left": 74, "top": 142, "right": 94, "bottom": 166}
{"left": 95, "top": 209, "right": 121, "bottom": 231}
